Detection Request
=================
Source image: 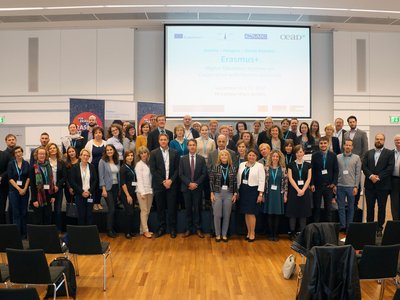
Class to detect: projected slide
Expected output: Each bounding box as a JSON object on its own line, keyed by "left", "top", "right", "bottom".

{"left": 165, "top": 25, "right": 311, "bottom": 119}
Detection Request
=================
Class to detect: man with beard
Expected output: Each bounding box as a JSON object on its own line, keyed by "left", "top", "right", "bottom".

{"left": 30, "top": 132, "right": 50, "bottom": 166}
{"left": 334, "top": 117, "right": 347, "bottom": 151}
{"left": 362, "top": 133, "right": 394, "bottom": 236}
{"left": 81, "top": 115, "right": 98, "bottom": 143}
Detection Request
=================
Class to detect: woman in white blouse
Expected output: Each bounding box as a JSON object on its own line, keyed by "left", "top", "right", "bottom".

{"left": 237, "top": 149, "right": 266, "bottom": 242}
{"left": 196, "top": 124, "right": 216, "bottom": 165}
{"left": 135, "top": 146, "right": 153, "bottom": 238}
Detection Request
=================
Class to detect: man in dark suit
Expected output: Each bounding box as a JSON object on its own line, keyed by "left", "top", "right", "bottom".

{"left": 311, "top": 136, "right": 339, "bottom": 223}
{"left": 179, "top": 139, "right": 207, "bottom": 238}
{"left": 182, "top": 115, "right": 199, "bottom": 140}
{"left": 147, "top": 115, "right": 173, "bottom": 151}
{"left": 281, "top": 118, "right": 297, "bottom": 142}
{"left": 391, "top": 134, "right": 400, "bottom": 220}
{"left": 149, "top": 133, "right": 180, "bottom": 238}
{"left": 208, "top": 134, "right": 237, "bottom": 169}
{"left": 0, "top": 149, "right": 11, "bottom": 224}
{"left": 334, "top": 117, "right": 347, "bottom": 151}
{"left": 362, "top": 133, "right": 395, "bottom": 236}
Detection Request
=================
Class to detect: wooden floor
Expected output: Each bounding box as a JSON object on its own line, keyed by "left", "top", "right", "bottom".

{"left": 23, "top": 232, "right": 397, "bottom": 300}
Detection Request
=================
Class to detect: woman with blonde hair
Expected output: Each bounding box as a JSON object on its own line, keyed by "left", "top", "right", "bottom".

{"left": 209, "top": 149, "right": 237, "bottom": 242}
{"left": 135, "top": 146, "right": 153, "bottom": 238}
{"left": 170, "top": 124, "right": 188, "bottom": 157}
{"left": 196, "top": 124, "right": 216, "bottom": 165}
{"left": 324, "top": 123, "right": 341, "bottom": 154}
{"left": 258, "top": 143, "right": 271, "bottom": 166}
{"left": 264, "top": 150, "right": 288, "bottom": 241}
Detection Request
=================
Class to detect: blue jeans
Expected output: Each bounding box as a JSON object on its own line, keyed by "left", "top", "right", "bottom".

{"left": 8, "top": 189, "right": 29, "bottom": 236}
{"left": 336, "top": 186, "right": 355, "bottom": 229}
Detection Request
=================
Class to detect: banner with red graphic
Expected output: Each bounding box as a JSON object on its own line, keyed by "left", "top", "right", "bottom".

{"left": 70, "top": 98, "right": 105, "bottom": 132}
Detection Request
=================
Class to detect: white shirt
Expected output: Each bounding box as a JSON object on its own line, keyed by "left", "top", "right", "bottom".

{"left": 335, "top": 129, "right": 344, "bottom": 148}
{"left": 135, "top": 160, "right": 153, "bottom": 195}
{"left": 237, "top": 161, "right": 265, "bottom": 192}
{"left": 349, "top": 128, "right": 358, "bottom": 140}
{"left": 80, "top": 163, "right": 91, "bottom": 192}
{"left": 184, "top": 128, "right": 194, "bottom": 140}
{"left": 161, "top": 147, "right": 170, "bottom": 179}
{"left": 49, "top": 158, "right": 58, "bottom": 185}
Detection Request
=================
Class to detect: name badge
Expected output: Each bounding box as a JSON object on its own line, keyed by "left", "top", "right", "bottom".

{"left": 343, "top": 170, "right": 349, "bottom": 175}
{"left": 17, "top": 180, "right": 23, "bottom": 186}
{"left": 271, "top": 184, "right": 278, "bottom": 191}
{"left": 87, "top": 198, "right": 93, "bottom": 203}
{"left": 321, "top": 169, "right": 328, "bottom": 175}
{"left": 222, "top": 185, "right": 228, "bottom": 190}
{"left": 132, "top": 182, "right": 137, "bottom": 187}
{"left": 297, "top": 180, "right": 304, "bottom": 186}
{"left": 242, "top": 180, "right": 248, "bottom": 185}
{"left": 43, "top": 184, "right": 50, "bottom": 190}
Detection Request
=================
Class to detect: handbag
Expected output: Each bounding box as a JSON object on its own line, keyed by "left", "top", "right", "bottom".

{"left": 66, "top": 202, "right": 78, "bottom": 218}
{"left": 282, "top": 254, "right": 296, "bottom": 279}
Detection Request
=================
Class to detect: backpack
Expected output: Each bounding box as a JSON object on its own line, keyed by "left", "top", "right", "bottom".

{"left": 46, "top": 256, "right": 77, "bottom": 299}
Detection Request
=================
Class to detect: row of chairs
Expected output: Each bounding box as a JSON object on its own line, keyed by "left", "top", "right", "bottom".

{"left": 0, "top": 224, "right": 114, "bottom": 298}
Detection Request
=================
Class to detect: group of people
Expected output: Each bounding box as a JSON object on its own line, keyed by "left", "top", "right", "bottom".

{"left": 0, "top": 114, "right": 399, "bottom": 242}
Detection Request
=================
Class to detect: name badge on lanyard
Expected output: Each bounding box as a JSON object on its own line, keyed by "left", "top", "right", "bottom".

{"left": 321, "top": 169, "right": 328, "bottom": 175}
{"left": 44, "top": 184, "right": 50, "bottom": 190}
{"left": 131, "top": 182, "right": 137, "bottom": 187}
{"left": 222, "top": 185, "right": 228, "bottom": 190}
{"left": 343, "top": 170, "right": 349, "bottom": 175}
{"left": 297, "top": 180, "right": 304, "bottom": 186}
{"left": 17, "top": 180, "right": 23, "bottom": 186}
{"left": 271, "top": 185, "right": 278, "bottom": 190}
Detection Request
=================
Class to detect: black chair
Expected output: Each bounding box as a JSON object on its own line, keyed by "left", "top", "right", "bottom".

{"left": 298, "top": 245, "right": 361, "bottom": 300}
{"left": 381, "top": 221, "right": 400, "bottom": 246}
{"left": 6, "top": 248, "right": 69, "bottom": 300}
{"left": 358, "top": 244, "right": 400, "bottom": 300}
{"left": 66, "top": 225, "right": 114, "bottom": 291}
{"left": 0, "top": 262, "right": 9, "bottom": 285}
{"left": 0, "top": 287, "right": 40, "bottom": 300}
{"left": 27, "top": 224, "right": 68, "bottom": 255}
{"left": 0, "top": 224, "right": 27, "bottom": 262}
{"left": 344, "top": 222, "right": 377, "bottom": 250}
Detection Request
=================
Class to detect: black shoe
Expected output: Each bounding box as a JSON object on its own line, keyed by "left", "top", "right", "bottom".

{"left": 107, "top": 231, "right": 116, "bottom": 238}
{"left": 222, "top": 237, "right": 228, "bottom": 243}
{"left": 215, "top": 236, "right": 222, "bottom": 243}
{"left": 155, "top": 229, "right": 165, "bottom": 238}
{"left": 170, "top": 231, "right": 177, "bottom": 238}
{"left": 125, "top": 233, "right": 133, "bottom": 239}
{"left": 248, "top": 237, "right": 256, "bottom": 243}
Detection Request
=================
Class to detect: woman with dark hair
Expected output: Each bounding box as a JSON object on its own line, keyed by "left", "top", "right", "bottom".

{"left": 124, "top": 124, "right": 137, "bottom": 153}
{"left": 136, "top": 122, "right": 150, "bottom": 153}
{"left": 283, "top": 139, "right": 295, "bottom": 167}
{"left": 69, "top": 149, "right": 98, "bottom": 225}
{"left": 64, "top": 146, "right": 79, "bottom": 204}
{"left": 99, "top": 144, "right": 120, "bottom": 238}
{"left": 107, "top": 123, "right": 124, "bottom": 163}
{"left": 85, "top": 126, "right": 107, "bottom": 210}
{"left": 120, "top": 150, "right": 137, "bottom": 239}
{"left": 7, "top": 146, "right": 30, "bottom": 237}
{"left": 232, "top": 121, "right": 248, "bottom": 144}
{"left": 268, "top": 125, "right": 286, "bottom": 152}
{"left": 61, "top": 123, "right": 85, "bottom": 156}
{"left": 310, "top": 120, "right": 321, "bottom": 146}
{"left": 30, "top": 146, "right": 55, "bottom": 225}
{"left": 237, "top": 148, "right": 265, "bottom": 242}
{"left": 235, "top": 139, "right": 247, "bottom": 169}
{"left": 240, "top": 131, "right": 257, "bottom": 150}
{"left": 296, "top": 122, "right": 315, "bottom": 153}
{"left": 47, "top": 143, "right": 66, "bottom": 232}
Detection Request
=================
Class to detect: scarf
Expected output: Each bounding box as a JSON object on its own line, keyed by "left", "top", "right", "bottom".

{"left": 33, "top": 160, "right": 55, "bottom": 206}
{"left": 61, "top": 133, "right": 83, "bottom": 149}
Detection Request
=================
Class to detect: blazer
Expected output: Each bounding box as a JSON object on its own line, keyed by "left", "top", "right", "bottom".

{"left": 335, "top": 129, "right": 347, "bottom": 151}
{"left": 329, "top": 137, "right": 341, "bottom": 155}
{"left": 149, "top": 147, "right": 180, "bottom": 192}
{"left": 311, "top": 151, "right": 339, "bottom": 187}
{"left": 209, "top": 164, "right": 238, "bottom": 194}
{"left": 362, "top": 148, "right": 395, "bottom": 191}
{"left": 237, "top": 161, "right": 265, "bottom": 192}
{"left": 179, "top": 153, "right": 207, "bottom": 192}
{"left": 344, "top": 129, "right": 368, "bottom": 159}
{"left": 69, "top": 163, "right": 98, "bottom": 196}
{"left": 267, "top": 138, "right": 286, "bottom": 153}
{"left": 257, "top": 130, "right": 271, "bottom": 146}
{"left": 147, "top": 128, "right": 174, "bottom": 151}
{"left": 98, "top": 159, "right": 120, "bottom": 191}
{"left": 282, "top": 130, "right": 298, "bottom": 143}
{"left": 52, "top": 160, "right": 67, "bottom": 189}
{"left": 0, "top": 150, "right": 11, "bottom": 186}
{"left": 208, "top": 148, "right": 237, "bottom": 169}
{"left": 185, "top": 127, "right": 200, "bottom": 139}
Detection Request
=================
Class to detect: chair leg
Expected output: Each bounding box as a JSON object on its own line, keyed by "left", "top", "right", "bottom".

{"left": 53, "top": 283, "right": 57, "bottom": 300}
{"left": 103, "top": 254, "right": 107, "bottom": 291}
{"left": 109, "top": 252, "right": 114, "bottom": 277}
{"left": 63, "top": 273, "right": 70, "bottom": 299}
{"left": 379, "top": 279, "right": 385, "bottom": 300}
{"left": 73, "top": 254, "right": 79, "bottom": 276}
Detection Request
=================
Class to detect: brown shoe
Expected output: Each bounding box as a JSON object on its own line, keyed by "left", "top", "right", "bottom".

{"left": 196, "top": 230, "right": 205, "bottom": 238}
{"left": 182, "top": 230, "right": 191, "bottom": 238}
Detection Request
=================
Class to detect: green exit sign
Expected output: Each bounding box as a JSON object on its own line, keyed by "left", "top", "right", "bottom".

{"left": 390, "top": 116, "right": 400, "bottom": 124}
{"left": 0, "top": 116, "right": 4, "bottom": 123}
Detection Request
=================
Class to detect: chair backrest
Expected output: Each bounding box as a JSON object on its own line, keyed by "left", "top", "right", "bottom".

{"left": 381, "top": 220, "right": 400, "bottom": 246}
{"left": 0, "top": 224, "right": 23, "bottom": 252}
{"left": 66, "top": 225, "right": 103, "bottom": 255}
{"left": 345, "top": 222, "right": 377, "bottom": 250}
{"left": 358, "top": 244, "right": 400, "bottom": 279}
{"left": 6, "top": 248, "right": 52, "bottom": 284}
{"left": 27, "top": 224, "right": 63, "bottom": 253}
{"left": 0, "top": 287, "right": 40, "bottom": 300}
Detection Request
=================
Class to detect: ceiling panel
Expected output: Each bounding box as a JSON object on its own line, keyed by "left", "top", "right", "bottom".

{"left": 0, "top": 15, "right": 47, "bottom": 23}
{"left": 249, "top": 14, "right": 301, "bottom": 21}
{"left": 45, "top": 14, "right": 97, "bottom": 22}
{"left": 95, "top": 13, "right": 147, "bottom": 20}
{"left": 147, "top": 12, "right": 198, "bottom": 20}
{"left": 199, "top": 13, "right": 250, "bottom": 20}
{"left": 346, "top": 17, "right": 396, "bottom": 25}
{"left": 299, "top": 15, "right": 350, "bottom": 23}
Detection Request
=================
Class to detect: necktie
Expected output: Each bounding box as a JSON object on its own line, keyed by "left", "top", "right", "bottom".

{"left": 161, "top": 129, "right": 165, "bottom": 134}
{"left": 190, "top": 155, "right": 195, "bottom": 181}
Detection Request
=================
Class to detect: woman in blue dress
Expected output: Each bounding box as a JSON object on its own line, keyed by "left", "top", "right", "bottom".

{"left": 263, "top": 150, "right": 288, "bottom": 241}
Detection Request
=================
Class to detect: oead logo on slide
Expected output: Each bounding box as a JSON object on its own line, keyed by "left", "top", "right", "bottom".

{"left": 244, "top": 33, "right": 268, "bottom": 39}
{"left": 280, "top": 34, "right": 306, "bottom": 40}
{"left": 174, "top": 33, "right": 183, "bottom": 39}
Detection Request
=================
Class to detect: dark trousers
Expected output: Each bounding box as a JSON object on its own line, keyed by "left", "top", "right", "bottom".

{"left": 105, "top": 184, "right": 119, "bottom": 232}
{"left": 8, "top": 189, "right": 29, "bottom": 236}
{"left": 53, "top": 189, "right": 64, "bottom": 231}
{"left": 32, "top": 204, "right": 52, "bottom": 225}
{"left": 365, "top": 188, "right": 389, "bottom": 229}
{"left": 0, "top": 184, "right": 9, "bottom": 223}
{"left": 75, "top": 195, "right": 94, "bottom": 225}
{"left": 154, "top": 187, "right": 177, "bottom": 232}
{"left": 391, "top": 177, "right": 400, "bottom": 220}
{"left": 313, "top": 185, "right": 334, "bottom": 223}
{"left": 121, "top": 191, "right": 135, "bottom": 234}
{"left": 268, "top": 214, "right": 281, "bottom": 237}
{"left": 183, "top": 188, "right": 203, "bottom": 231}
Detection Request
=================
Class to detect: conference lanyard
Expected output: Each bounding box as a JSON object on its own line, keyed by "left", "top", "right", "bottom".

{"left": 322, "top": 153, "right": 327, "bottom": 169}
{"left": 14, "top": 160, "right": 22, "bottom": 181}
{"left": 285, "top": 154, "right": 292, "bottom": 165}
{"left": 125, "top": 164, "right": 136, "bottom": 181}
{"left": 296, "top": 162, "right": 304, "bottom": 179}
{"left": 71, "top": 139, "right": 76, "bottom": 148}
{"left": 178, "top": 141, "right": 185, "bottom": 155}
{"left": 243, "top": 166, "right": 251, "bottom": 180}
{"left": 284, "top": 130, "right": 289, "bottom": 139}
{"left": 270, "top": 167, "right": 279, "bottom": 185}
{"left": 40, "top": 166, "right": 48, "bottom": 184}
{"left": 221, "top": 165, "right": 229, "bottom": 185}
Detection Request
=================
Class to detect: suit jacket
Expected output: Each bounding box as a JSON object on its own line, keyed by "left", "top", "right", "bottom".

{"left": 147, "top": 128, "right": 174, "bottom": 152}
{"left": 257, "top": 130, "right": 271, "bottom": 146}
{"left": 0, "top": 150, "right": 11, "bottom": 187}
{"left": 282, "top": 130, "right": 298, "bottom": 143}
{"left": 311, "top": 151, "right": 339, "bottom": 187}
{"left": 179, "top": 154, "right": 207, "bottom": 192}
{"left": 149, "top": 147, "right": 180, "bottom": 192}
{"left": 185, "top": 127, "right": 199, "bottom": 139}
{"left": 330, "top": 137, "right": 341, "bottom": 155}
{"left": 53, "top": 160, "right": 67, "bottom": 189}
{"left": 335, "top": 129, "right": 347, "bottom": 151}
{"left": 208, "top": 148, "right": 237, "bottom": 169}
{"left": 344, "top": 129, "right": 368, "bottom": 159}
{"left": 69, "top": 163, "right": 98, "bottom": 196}
{"left": 267, "top": 138, "right": 286, "bottom": 153}
{"left": 362, "top": 148, "right": 395, "bottom": 191}
{"left": 98, "top": 159, "right": 120, "bottom": 191}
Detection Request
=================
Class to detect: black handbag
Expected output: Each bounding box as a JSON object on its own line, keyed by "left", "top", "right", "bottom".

{"left": 66, "top": 202, "right": 78, "bottom": 218}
